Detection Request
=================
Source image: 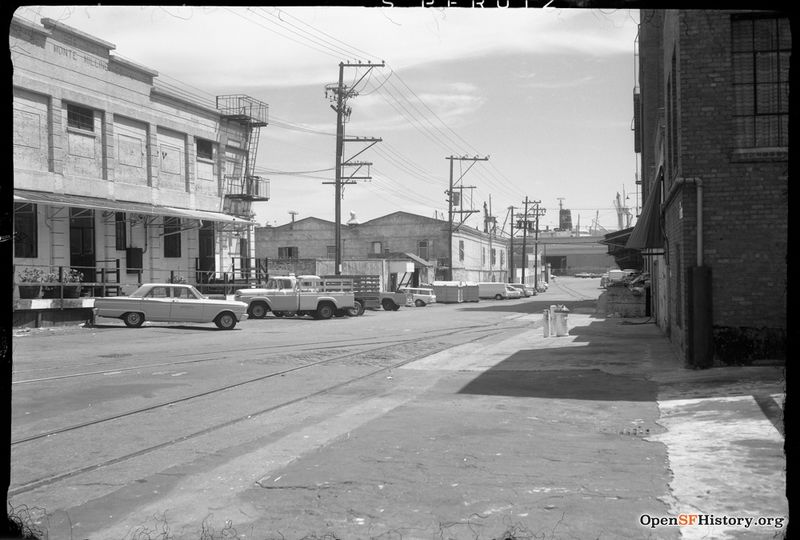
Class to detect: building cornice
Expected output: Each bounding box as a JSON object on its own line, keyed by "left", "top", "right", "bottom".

{"left": 41, "top": 17, "right": 116, "bottom": 51}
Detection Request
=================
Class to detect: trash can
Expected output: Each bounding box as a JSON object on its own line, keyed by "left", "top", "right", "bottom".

{"left": 551, "top": 305, "right": 570, "bottom": 336}
{"left": 542, "top": 309, "right": 551, "bottom": 337}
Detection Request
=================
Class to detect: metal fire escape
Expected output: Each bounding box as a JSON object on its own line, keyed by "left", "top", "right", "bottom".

{"left": 216, "top": 95, "right": 270, "bottom": 218}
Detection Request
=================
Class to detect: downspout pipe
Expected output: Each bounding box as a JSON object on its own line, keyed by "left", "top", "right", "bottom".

{"left": 662, "top": 176, "right": 703, "bottom": 266}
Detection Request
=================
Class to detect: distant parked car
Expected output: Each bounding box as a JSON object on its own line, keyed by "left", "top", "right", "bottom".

{"left": 93, "top": 283, "right": 248, "bottom": 329}
{"left": 507, "top": 283, "right": 531, "bottom": 297}
{"left": 504, "top": 285, "right": 522, "bottom": 299}
{"left": 398, "top": 287, "right": 437, "bottom": 307}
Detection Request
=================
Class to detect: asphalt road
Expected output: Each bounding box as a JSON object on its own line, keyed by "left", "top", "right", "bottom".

{"left": 10, "top": 277, "right": 634, "bottom": 539}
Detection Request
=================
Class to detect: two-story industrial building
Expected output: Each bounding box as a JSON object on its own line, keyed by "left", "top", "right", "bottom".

{"left": 11, "top": 16, "right": 269, "bottom": 325}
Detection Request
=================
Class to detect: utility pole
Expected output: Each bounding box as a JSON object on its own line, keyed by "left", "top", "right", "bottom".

{"left": 521, "top": 197, "right": 529, "bottom": 285}
{"left": 533, "top": 200, "right": 543, "bottom": 290}
{"left": 445, "top": 155, "right": 488, "bottom": 281}
{"left": 508, "top": 205, "right": 515, "bottom": 283}
{"left": 325, "top": 60, "right": 385, "bottom": 275}
{"left": 518, "top": 198, "right": 545, "bottom": 287}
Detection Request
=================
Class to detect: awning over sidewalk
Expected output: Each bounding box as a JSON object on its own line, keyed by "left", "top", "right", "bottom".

{"left": 403, "top": 253, "right": 434, "bottom": 267}
{"left": 625, "top": 185, "right": 663, "bottom": 251}
{"left": 14, "top": 189, "right": 251, "bottom": 225}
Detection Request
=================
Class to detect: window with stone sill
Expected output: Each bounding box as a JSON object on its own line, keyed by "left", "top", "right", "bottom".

{"left": 66, "top": 103, "right": 94, "bottom": 132}
{"left": 732, "top": 15, "right": 790, "bottom": 150}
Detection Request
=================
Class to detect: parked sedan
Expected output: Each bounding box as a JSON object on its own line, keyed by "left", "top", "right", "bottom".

{"left": 504, "top": 285, "right": 522, "bottom": 299}
{"left": 507, "top": 284, "right": 530, "bottom": 297}
{"left": 93, "top": 283, "right": 249, "bottom": 329}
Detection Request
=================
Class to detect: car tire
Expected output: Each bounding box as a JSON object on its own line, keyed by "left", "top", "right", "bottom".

{"left": 347, "top": 300, "right": 365, "bottom": 317}
{"left": 122, "top": 312, "right": 144, "bottom": 328}
{"left": 215, "top": 312, "right": 237, "bottom": 330}
{"left": 382, "top": 299, "right": 397, "bottom": 311}
{"left": 250, "top": 302, "right": 268, "bottom": 319}
{"left": 391, "top": 304, "right": 400, "bottom": 311}
{"left": 494, "top": 294, "right": 503, "bottom": 300}
{"left": 273, "top": 311, "right": 284, "bottom": 318}
{"left": 414, "top": 299, "right": 425, "bottom": 307}
{"left": 334, "top": 309, "right": 346, "bottom": 317}
{"left": 315, "top": 303, "right": 334, "bottom": 320}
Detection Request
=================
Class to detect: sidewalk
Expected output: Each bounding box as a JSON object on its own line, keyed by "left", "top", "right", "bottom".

{"left": 217, "top": 312, "right": 786, "bottom": 538}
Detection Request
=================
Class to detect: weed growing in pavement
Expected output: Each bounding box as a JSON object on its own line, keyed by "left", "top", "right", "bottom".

{"left": 6, "top": 505, "right": 47, "bottom": 540}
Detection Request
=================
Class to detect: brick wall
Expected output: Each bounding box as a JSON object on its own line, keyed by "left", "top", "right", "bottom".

{"left": 651, "top": 10, "right": 788, "bottom": 364}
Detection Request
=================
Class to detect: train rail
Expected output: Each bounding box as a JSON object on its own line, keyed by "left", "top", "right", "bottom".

{"left": 10, "top": 317, "right": 530, "bottom": 497}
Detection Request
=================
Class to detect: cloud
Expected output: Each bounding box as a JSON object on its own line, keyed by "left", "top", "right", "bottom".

{"left": 15, "top": 6, "right": 638, "bottom": 89}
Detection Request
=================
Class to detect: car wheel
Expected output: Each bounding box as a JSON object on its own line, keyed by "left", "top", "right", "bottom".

{"left": 414, "top": 299, "right": 425, "bottom": 307}
{"left": 273, "top": 311, "right": 284, "bottom": 318}
{"left": 315, "top": 303, "right": 334, "bottom": 320}
{"left": 334, "top": 309, "right": 346, "bottom": 317}
{"left": 347, "top": 300, "right": 365, "bottom": 317}
{"left": 494, "top": 294, "right": 503, "bottom": 300}
{"left": 215, "top": 312, "right": 237, "bottom": 330}
{"left": 250, "top": 302, "right": 268, "bottom": 319}
{"left": 123, "top": 312, "right": 144, "bottom": 328}
{"left": 391, "top": 304, "right": 400, "bottom": 311}
{"left": 382, "top": 299, "right": 396, "bottom": 311}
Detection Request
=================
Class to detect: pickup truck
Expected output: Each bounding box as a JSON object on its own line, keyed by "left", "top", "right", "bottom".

{"left": 324, "top": 274, "right": 408, "bottom": 314}
{"left": 234, "top": 275, "right": 356, "bottom": 320}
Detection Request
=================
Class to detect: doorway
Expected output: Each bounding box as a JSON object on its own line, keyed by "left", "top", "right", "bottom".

{"left": 69, "top": 207, "right": 95, "bottom": 282}
{"left": 197, "top": 221, "right": 215, "bottom": 283}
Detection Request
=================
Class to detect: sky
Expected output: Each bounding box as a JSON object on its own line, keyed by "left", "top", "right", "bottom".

{"left": 12, "top": 5, "right": 641, "bottom": 233}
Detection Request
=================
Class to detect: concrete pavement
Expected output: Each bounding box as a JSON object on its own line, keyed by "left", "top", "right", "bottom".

{"left": 97, "top": 308, "right": 784, "bottom": 539}
{"left": 19, "top": 283, "right": 787, "bottom": 540}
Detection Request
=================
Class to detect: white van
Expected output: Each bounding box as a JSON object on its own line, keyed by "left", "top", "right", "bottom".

{"left": 477, "top": 282, "right": 510, "bottom": 300}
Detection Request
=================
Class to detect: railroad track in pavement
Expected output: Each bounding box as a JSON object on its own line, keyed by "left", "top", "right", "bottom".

{"left": 10, "top": 316, "right": 531, "bottom": 496}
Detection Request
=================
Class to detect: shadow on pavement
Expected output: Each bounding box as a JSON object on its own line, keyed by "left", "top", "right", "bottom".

{"left": 456, "top": 316, "right": 659, "bottom": 402}
{"left": 458, "top": 368, "right": 658, "bottom": 401}
{"left": 455, "top": 298, "right": 598, "bottom": 315}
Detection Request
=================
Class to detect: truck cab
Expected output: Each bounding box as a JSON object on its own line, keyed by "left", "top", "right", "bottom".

{"left": 234, "top": 275, "right": 355, "bottom": 320}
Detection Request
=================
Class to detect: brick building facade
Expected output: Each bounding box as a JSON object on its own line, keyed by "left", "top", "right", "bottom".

{"left": 629, "top": 10, "right": 788, "bottom": 365}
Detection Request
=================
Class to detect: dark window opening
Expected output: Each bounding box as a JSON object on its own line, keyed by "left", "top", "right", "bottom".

{"left": 67, "top": 103, "right": 94, "bottom": 132}
{"left": 14, "top": 203, "right": 38, "bottom": 258}
{"left": 115, "top": 212, "right": 127, "bottom": 251}
{"left": 196, "top": 138, "right": 214, "bottom": 160}
{"left": 278, "top": 246, "right": 298, "bottom": 259}
{"left": 164, "top": 217, "right": 181, "bottom": 258}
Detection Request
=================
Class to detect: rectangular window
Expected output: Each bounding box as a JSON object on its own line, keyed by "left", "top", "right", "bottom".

{"left": 491, "top": 248, "right": 497, "bottom": 266}
{"left": 14, "top": 203, "right": 37, "bottom": 258}
{"left": 732, "top": 15, "right": 790, "bottom": 148}
{"left": 500, "top": 250, "right": 505, "bottom": 269}
{"left": 67, "top": 103, "right": 94, "bottom": 132}
{"left": 458, "top": 240, "right": 464, "bottom": 262}
{"left": 372, "top": 241, "right": 382, "bottom": 255}
{"left": 278, "top": 246, "right": 299, "bottom": 259}
{"left": 417, "top": 240, "right": 429, "bottom": 260}
{"left": 164, "top": 217, "right": 181, "bottom": 258}
{"left": 196, "top": 138, "right": 214, "bottom": 160}
{"left": 115, "top": 212, "right": 127, "bottom": 251}
{"left": 481, "top": 248, "right": 486, "bottom": 266}
{"left": 327, "top": 245, "right": 336, "bottom": 259}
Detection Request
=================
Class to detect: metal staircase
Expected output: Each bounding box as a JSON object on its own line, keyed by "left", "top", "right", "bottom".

{"left": 216, "top": 95, "right": 270, "bottom": 217}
